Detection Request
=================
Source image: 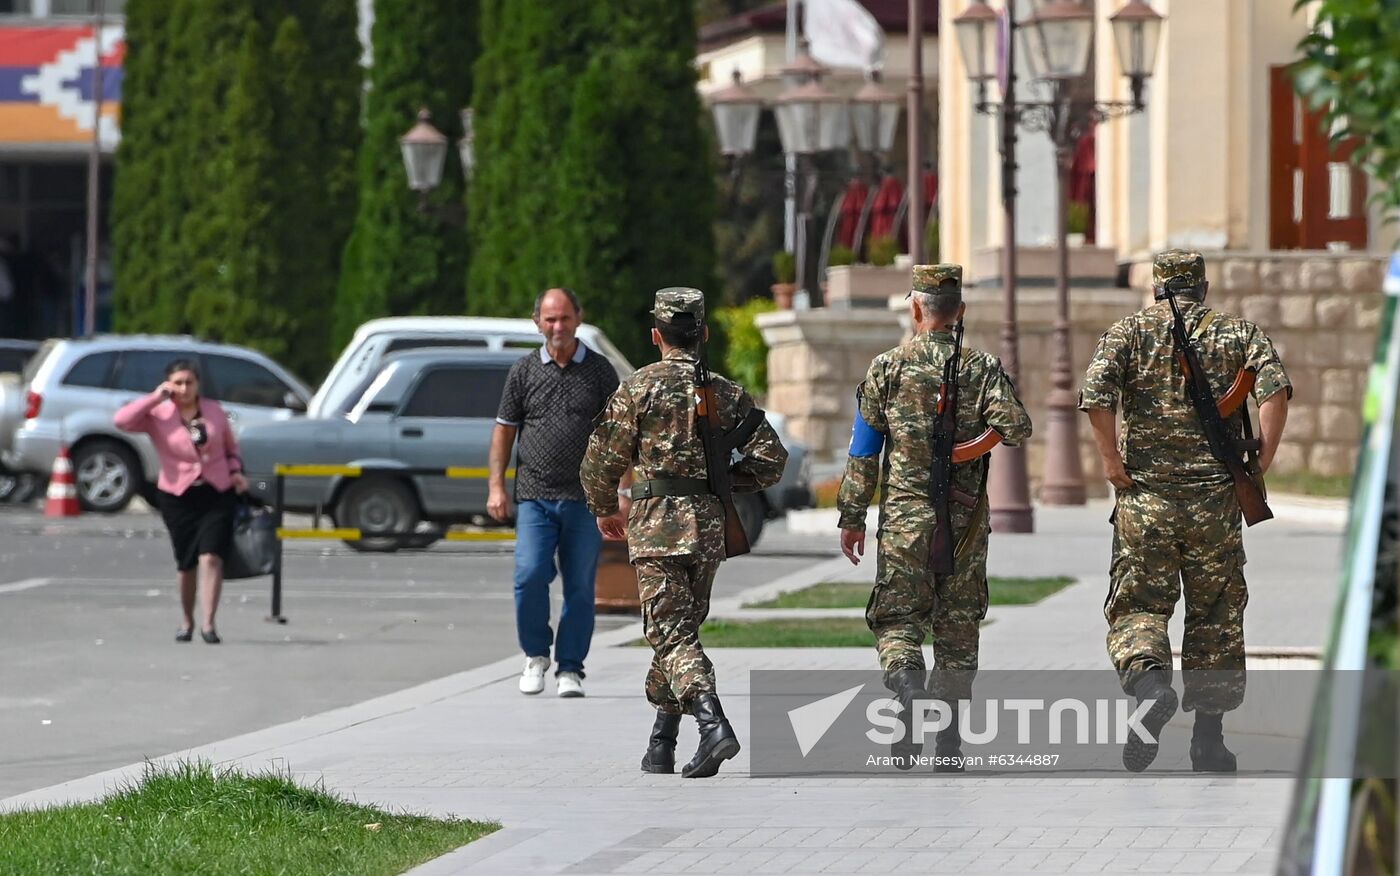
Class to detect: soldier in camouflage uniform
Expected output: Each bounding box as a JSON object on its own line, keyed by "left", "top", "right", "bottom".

{"left": 837, "top": 264, "right": 1032, "bottom": 770}
{"left": 1079, "top": 249, "right": 1291, "bottom": 773}
{"left": 581, "top": 287, "right": 787, "bottom": 779}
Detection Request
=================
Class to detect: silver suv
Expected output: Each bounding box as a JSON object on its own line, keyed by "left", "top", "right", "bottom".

{"left": 0, "top": 336, "right": 311, "bottom": 512}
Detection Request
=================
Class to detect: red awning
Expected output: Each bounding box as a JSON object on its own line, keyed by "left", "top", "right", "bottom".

{"left": 867, "top": 175, "right": 904, "bottom": 244}
{"left": 836, "top": 178, "right": 870, "bottom": 250}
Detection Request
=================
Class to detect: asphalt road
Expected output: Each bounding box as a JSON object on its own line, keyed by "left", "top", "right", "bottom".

{"left": 0, "top": 504, "right": 836, "bottom": 799}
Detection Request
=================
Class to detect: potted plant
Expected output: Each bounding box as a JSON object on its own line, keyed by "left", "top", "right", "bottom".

{"left": 771, "top": 250, "right": 797, "bottom": 310}
{"left": 827, "top": 244, "right": 855, "bottom": 268}
{"left": 867, "top": 235, "right": 898, "bottom": 268}
{"left": 1066, "top": 201, "right": 1090, "bottom": 247}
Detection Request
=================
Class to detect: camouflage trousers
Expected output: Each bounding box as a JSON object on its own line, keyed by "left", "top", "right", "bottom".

{"left": 1106, "top": 484, "right": 1248, "bottom": 713}
{"left": 637, "top": 554, "right": 722, "bottom": 715}
{"left": 866, "top": 504, "right": 990, "bottom": 701}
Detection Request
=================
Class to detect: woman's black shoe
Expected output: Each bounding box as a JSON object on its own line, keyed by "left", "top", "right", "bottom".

{"left": 175, "top": 628, "right": 193, "bottom": 643}
{"left": 200, "top": 629, "right": 221, "bottom": 644}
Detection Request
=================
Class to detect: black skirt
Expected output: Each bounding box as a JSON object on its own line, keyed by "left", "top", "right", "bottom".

{"left": 159, "top": 482, "right": 237, "bottom": 572}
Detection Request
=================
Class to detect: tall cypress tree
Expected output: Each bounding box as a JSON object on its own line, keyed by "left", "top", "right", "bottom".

{"left": 552, "top": 0, "right": 717, "bottom": 365}
{"left": 113, "top": 0, "right": 360, "bottom": 381}
{"left": 333, "top": 0, "right": 478, "bottom": 351}
{"left": 111, "top": 0, "right": 185, "bottom": 331}
{"left": 180, "top": 4, "right": 277, "bottom": 351}
{"left": 468, "top": 1, "right": 601, "bottom": 319}
{"left": 469, "top": 0, "right": 716, "bottom": 364}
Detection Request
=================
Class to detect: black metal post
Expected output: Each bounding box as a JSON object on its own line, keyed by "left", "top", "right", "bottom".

{"left": 268, "top": 472, "right": 286, "bottom": 623}
{"left": 83, "top": 0, "right": 105, "bottom": 338}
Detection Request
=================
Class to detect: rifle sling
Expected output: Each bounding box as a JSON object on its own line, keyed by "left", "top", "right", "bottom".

{"left": 1190, "top": 309, "right": 1218, "bottom": 341}
{"left": 955, "top": 459, "right": 992, "bottom": 561}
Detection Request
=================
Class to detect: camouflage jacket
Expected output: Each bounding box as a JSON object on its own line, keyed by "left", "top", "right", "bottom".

{"left": 837, "top": 329, "right": 1032, "bottom": 532}
{"left": 1078, "top": 296, "right": 1291, "bottom": 493}
{"left": 581, "top": 348, "right": 788, "bottom": 561}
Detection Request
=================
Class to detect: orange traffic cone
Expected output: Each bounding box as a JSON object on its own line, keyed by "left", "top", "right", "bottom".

{"left": 44, "top": 445, "right": 81, "bottom": 517}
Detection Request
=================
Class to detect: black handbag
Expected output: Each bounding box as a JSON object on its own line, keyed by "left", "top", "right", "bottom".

{"left": 224, "top": 497, "right": 277, "bottom": 579}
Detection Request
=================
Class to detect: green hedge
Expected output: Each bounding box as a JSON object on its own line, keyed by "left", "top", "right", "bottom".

{"left": 714, "top": 297, "right": 775, "bottom": 396}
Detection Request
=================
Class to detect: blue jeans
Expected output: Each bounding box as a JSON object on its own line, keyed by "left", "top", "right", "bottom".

{"left": 514, "top": 499, "right": 602, "bottom": 676}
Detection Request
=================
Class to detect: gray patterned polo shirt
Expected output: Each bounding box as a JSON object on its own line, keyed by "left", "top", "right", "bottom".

{"left": 496, "top": 341, "right": 620, "bottom": 503}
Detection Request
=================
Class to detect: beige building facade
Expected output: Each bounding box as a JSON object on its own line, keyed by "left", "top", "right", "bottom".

{"left": 940, "top": 0, "right": 1398, "bottom": 277}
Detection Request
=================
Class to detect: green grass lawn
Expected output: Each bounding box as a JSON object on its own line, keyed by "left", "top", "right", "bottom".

{"left": 629, "top": 616, "right": 1001, "bottom": 648}
{"left": 1266, "top": 470, "right": 1353, "bottom": 498}
{"left": 743, "top": 577, "right": 1075, "bottom": 609}
{"left": 698, "top": 618, "right": 877, "bottom": 647}
{"left": 0, "top": 762, "right": 497, "bottom": 876}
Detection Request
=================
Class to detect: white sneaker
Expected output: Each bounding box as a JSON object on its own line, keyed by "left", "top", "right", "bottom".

{"left": 519, "top": 656, "right": 549, "bottom": 695}
{"left": 557, "top": 671, "right": 585, "bottom": 698}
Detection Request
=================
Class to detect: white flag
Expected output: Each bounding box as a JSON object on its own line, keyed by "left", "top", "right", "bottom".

{"left": 803, "top": 0, "right": 885, "bottom": 72}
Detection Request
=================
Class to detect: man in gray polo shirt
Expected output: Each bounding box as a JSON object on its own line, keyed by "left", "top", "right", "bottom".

{"left": 489, "top": 287, "right": 622, "bottom": 698}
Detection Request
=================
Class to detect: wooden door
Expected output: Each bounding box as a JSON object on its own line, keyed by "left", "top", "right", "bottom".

{"left": 1269, "top": 65, "right": 1369, "bottom": 250}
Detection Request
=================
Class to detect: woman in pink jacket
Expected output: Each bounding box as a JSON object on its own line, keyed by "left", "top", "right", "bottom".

{"left": 115, "top": 359, "right": 248, "bottom": 643}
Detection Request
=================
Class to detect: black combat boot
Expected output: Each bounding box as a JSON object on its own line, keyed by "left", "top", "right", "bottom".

{"left": 1189, "top": 712, "right": 1237, "bottom": 773}
{"left": 1122, "top": 669, "right": 1179, "bottom": 773}
{"left": 934, "top": 703, "right": 964, "bottom": 773}
{"left": 681, "top": 694, "right": 740, "bottom": 778}
{"left": 640, "top": 711, "right": 682, "bottom": 774}
{"left": 888, "top": 669, "right": 927, "bottom": 770}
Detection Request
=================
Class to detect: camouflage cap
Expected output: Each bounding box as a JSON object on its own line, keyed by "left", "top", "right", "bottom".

{"left": 906, "top": 263, "right": 963, "bottom": 299}
{"left": 1152, "top": 249, "right": 1207, "bottom": 292}
{"left": 651, "top": 286, "right": 705, "bottom": 325}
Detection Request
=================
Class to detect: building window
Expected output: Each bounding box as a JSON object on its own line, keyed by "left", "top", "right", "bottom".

{"left": 0, "top": 0, "right": 35, "bottom": 14}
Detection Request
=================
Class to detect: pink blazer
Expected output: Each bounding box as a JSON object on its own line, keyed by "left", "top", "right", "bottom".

{"left": 114, "top": 393, "right": 243, "bottom": 496}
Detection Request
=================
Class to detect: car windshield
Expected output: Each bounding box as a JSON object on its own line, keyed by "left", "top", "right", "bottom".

{"left": 21, "top": 340, "right": 57, "bottom": 385}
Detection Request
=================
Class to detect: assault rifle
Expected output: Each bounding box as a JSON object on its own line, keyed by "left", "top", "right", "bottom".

{"left": 695, "top": 331, "right": 765, "bottom": 558}
{"left": 927, "top": 320, "right": 965, "bottom": 575}
{"left": 1163, "top": 290, "right": 1273, "bottom": 526}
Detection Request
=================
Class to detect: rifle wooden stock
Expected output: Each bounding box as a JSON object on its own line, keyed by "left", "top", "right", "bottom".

{"left": 1234, "top": 472, "right": 1273, "bottom": 526}
{"left": 1217, "top": 368, "right": 1256, "bottom": 418}
{"left": 953, "top": 428, "right": 1002, "bottom": 464}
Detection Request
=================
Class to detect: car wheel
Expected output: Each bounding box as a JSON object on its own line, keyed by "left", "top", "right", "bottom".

{"left": 734, "top": 492, "right": 766, "bottom": 548}
{"left": 73, "top": 440, "right": 139, "bottom": 513}
{"left": 336, "top": 477, "right": 420, "bottom": 553}
{"left": 402, "top": 523, "right": 444, "bottom": 550}
{"left": 10, "top": 473, "right": 42, "bottom": 505}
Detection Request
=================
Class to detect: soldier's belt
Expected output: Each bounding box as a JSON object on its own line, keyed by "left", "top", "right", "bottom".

{"left": 630, "top": 477, "right": 712, "bottom": 499}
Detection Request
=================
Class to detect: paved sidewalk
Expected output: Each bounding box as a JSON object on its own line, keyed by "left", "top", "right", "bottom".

{"left": 3, "top": 502, "right": 1344, "bottom": 874}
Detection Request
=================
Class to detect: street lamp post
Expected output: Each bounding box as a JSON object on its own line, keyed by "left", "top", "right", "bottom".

{"left": 400, "top": 108, "right": 449, "bottom": 210}
{"left": 848, "top": 71, "right": 902, "bottom": 253}
{"left": 399, "top": 107, "right": 474, "bottom": 224}
{"left": 954, "top": 0, "right": 1163, "bottom": 513}
{"left": 952, "top": 0, "right": 1035, "bottom": 532}
{"left": 708, "top": 69, "right": 764, "bottom": 211}
{"left": 773, "top": 41, "right": 849, "bottom": 307}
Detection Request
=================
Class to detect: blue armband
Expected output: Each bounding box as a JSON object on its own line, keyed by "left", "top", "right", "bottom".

{"left": 848, "top": 409, "right": 885, "bottom": 457}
